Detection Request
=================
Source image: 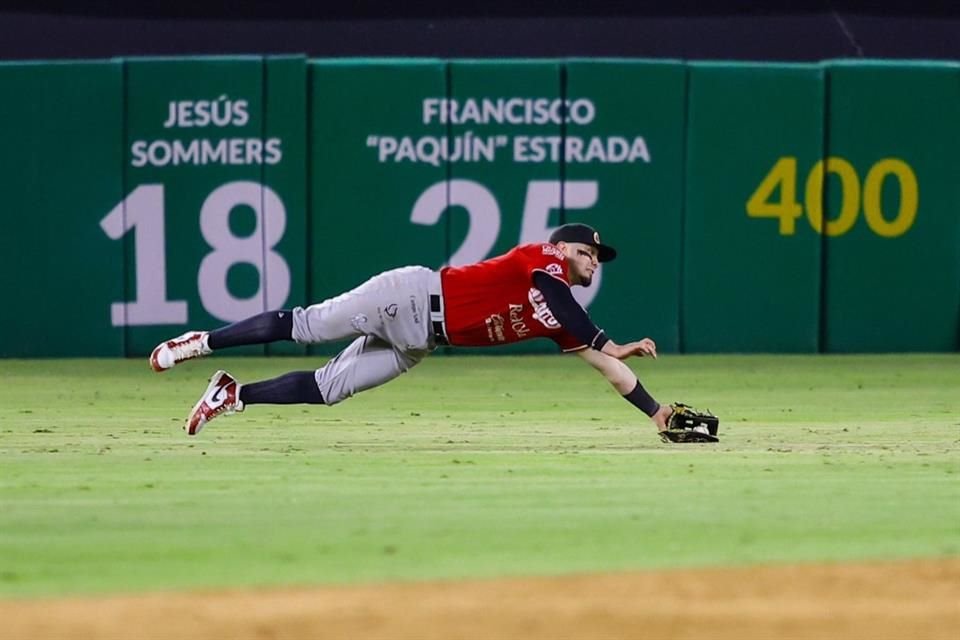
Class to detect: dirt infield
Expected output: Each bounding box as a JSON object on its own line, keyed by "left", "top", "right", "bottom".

{"left": 3, "top": 559, "right": 958, "bottom": 640}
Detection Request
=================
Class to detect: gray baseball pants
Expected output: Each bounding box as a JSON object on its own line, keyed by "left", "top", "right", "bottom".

{"left": 290, "top": 266, "right": 441, "bottom": 405}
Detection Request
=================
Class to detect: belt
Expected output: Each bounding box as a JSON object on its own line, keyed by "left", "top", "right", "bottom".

{"left": 427, "top": 271, "right": 449, "bottom": 346}
{"left": 430, "top": 294, "right": 449, "bottom": 345}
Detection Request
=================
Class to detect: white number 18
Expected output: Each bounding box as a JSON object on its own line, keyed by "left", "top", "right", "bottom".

{"left": 99, "top": 181, "right": 290, "bottom": 326}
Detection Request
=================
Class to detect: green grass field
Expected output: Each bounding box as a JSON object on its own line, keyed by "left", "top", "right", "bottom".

{"left": 1, "top": 354, "right": 958, "bottom": 598}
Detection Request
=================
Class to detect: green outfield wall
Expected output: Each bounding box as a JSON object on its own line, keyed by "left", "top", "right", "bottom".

{"left": 1, "top": 57, "right": 957, "bottom": 356}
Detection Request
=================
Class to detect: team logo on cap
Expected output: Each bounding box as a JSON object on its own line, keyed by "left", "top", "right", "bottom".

{"left": 593, "top": 231, "right": 600, "bottom": 243}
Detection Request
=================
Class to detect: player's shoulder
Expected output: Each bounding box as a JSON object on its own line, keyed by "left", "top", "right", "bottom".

{"left": 514, "top": 242, "right": 567, "bottom": 261}
{"left": 511, "top": 243, "right": 569, "bottom": 279}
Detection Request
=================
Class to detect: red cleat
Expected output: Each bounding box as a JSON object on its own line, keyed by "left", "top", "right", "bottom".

{"left": 184, "top": 370, "right": 244, "bottom": 435}
{"left": 150, "top": 331, "right": 212, "bottom": 372}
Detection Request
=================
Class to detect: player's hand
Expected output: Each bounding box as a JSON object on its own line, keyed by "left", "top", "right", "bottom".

{"left": 651, "top": 403, "right": 672, "bottom": 431}
{"left": 615, "top": 338, "right": 657, "bottom": 360}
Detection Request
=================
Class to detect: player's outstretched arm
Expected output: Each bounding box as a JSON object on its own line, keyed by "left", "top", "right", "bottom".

{"left": 600, "top": 338, "right": 657, "bottom": 360}
{"left": 575, "top": 348, "right": 670, "bottom": 432}
{"left": 576, "top": 346, "right": 636, "bottom": 393}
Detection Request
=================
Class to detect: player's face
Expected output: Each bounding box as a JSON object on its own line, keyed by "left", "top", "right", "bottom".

{"left": 561, "top": 242, "right": 599, "bottom": 286}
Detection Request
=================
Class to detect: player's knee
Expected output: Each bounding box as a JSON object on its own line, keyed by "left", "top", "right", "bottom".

{"left": 395, "top": 349, "right": 426, "bottom": 373}
{"left": 291, "top": 306, "right": 341, "bottom": 343}
{"left": 313, "top": 365, "right": 352, "bottom": 406}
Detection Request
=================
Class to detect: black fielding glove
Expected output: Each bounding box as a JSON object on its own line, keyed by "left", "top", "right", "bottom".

{"left": 660, "top": 403, "right": 720, "bottom": 443}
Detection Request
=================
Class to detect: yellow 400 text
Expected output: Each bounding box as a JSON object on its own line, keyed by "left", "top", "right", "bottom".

{"left": 746, "top": 157, "right": 918, "bottom": 237}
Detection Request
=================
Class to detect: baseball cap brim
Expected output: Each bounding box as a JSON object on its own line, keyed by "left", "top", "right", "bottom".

{"left": 596, "top": 244, "right": 617, "bottom": 263}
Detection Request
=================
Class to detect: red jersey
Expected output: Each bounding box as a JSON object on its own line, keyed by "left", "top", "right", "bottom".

{"left": 439, "top": 243, "right": 586, "bottom": 351}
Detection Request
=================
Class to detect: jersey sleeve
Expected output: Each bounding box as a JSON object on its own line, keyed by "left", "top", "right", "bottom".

{"left": 551, "top": 328, "right": 588, "bottom": 352}
{"left": 532, "top": 270, "right": 608, "bottom": 351}
{"left": 522, "top": 243, "right": 571, "bottom": 286}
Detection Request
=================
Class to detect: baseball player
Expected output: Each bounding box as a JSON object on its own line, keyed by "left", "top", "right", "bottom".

{"left": 151, "top": 223, "right": 674, "bottom": 436}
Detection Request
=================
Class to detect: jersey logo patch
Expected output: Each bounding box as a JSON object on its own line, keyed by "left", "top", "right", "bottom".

{"left": 541, "top": 244, "right": 566, "bottom": 259}
{"left": 528, "top": 288, "right": 561, "bottom": 330}
{"left": 545, "top": 263, "right": 564, "bottom": 276}
{"left": 485, "top": 314, "right": 506, "bottom": 342}
{"left": 508, "top": 303, "right": 530, "bottom": 338}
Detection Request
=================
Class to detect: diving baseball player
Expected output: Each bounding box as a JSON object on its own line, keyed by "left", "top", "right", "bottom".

{"left": 151, "top": 223, "right": 676, "bottom": 437}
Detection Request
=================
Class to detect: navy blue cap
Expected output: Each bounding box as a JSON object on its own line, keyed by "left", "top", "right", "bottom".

{"left": 548, "top": 223, "right": 617, "bottom": 263}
